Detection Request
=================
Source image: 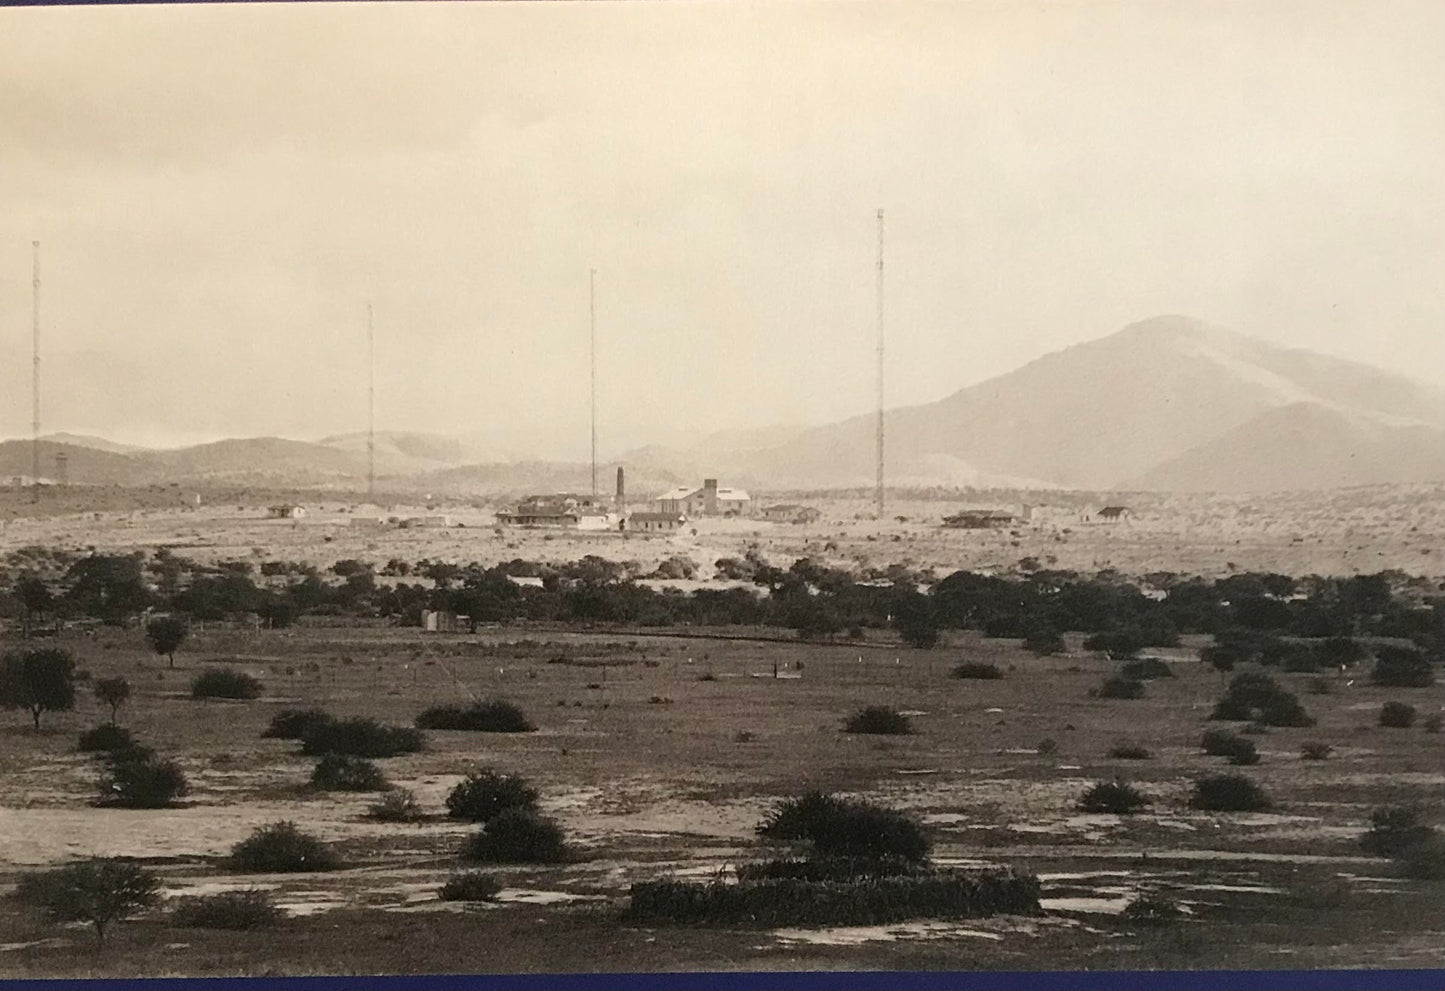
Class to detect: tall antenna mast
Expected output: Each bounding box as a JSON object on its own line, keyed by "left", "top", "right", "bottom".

{"left": 366, "top": 302, "right": 375, "bottom": 503}
{"left": 589, "top": 268, "right": 597, "bottom": 500}
{"left": 31, "top": 240, "right": 40, "bottom": 503}
{"left": 875, "top": 209, "right": 885, "bottom": 519}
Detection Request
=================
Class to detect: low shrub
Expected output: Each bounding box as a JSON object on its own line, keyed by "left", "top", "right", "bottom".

{"left": 1396, "top": 833, "right": 1445, "bottom": 880}
{"left": 445, "top": 770, "right": 539, "bottom": 822}
{"left": 78, "top": 724, "right": 139, "bottom": 754}
{"left": 299, "top": 717, "right": 425, "bottom": 758}
{"left": 1380, "top": 702, "right": 1416, "bottom": 728}
{"left": 1097, "top": 676, "right": 1145, "bottom": 700}
{"left": 367, "top": 788, "right": 425, "bottom": 822}
{"left": 262, "top": 708, "right": 333, "bottom": 739}
{"left": 15, "top": 858, "right": 160, "bottom": 945}
{"left": 1108, "top": 744, "right": 1152, "bottom": 760}
{"left": 1122, "top": 893, "right": 1182, "bottom": 926}
{"left": 463, "top": 809, "right": 569, "bottom": 864}
{"left": 1036, "top": 737, "right": 1058, "bottom": 756}
{"left": 227, "top": 821, "right": 340, "bottom": 873}
{"left": 170, "top": 889, "right": 281, "bottom": 929}
{"left": 843, "top": 706, "right": 913, "bottom": 735}
{"left": 415, "top": 699, "right": 535, "bottom": 733}
{"left": 757, "top": 792, "right": 931, "bottom": 862}
{"left": 1425, "top": 714, "right": 1443, "bottom": 734}
{"left": 1360, "top": 805, "right": 1434, "bottom": 857}
{"left": 1078, "top": 780, "right": 1150, "bottom": 815}
{"left": 951, "top": 662, "right": 1003, "bottom": 680}
{"left": 1210, "top": 672, "right": 1314, "bottom": 727}
{"left": 438, "top": 871, "right": 502, "bottom": 902}
{"left": 98, "top": 751, "right": 188, "bottom": 808}
{"left": 1189, "top": 774, "right": 1272, "bottom": 812}
{"left": 1300, "top": 742, "right": 1333, "bottom": 761}
{"left": 311, "top": 754, "right": 389, "bottom": 792}
{"left": 1201, "top": 728, "right": 1249, "bottom": 757}
{"left": 735, "top": 857, "right": 925, "bottom": 883}
{"left": 625, "top": 869, "right": 1041, "bottom": 926}
{"left": 1119, "top": 657, "right": 1173, "bottom": 681}
{"left": 1227, "top": 742, "right": 1261, "bottom": 766}
{"left": 1021, "top": 627, "right": 1065, "bottom": 656}
{"left": 191, "top": 669, "right": 262, "bottom": 701}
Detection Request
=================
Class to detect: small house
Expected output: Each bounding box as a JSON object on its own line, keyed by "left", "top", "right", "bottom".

{"left": 626, "top": 511, "right": 687, "bottom": 534}
{"left": 268, "top": 504, "right": 307, "bottom": 519}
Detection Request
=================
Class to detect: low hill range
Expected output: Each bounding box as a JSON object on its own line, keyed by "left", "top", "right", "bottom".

{"left": 5, "top": 315, "right": 1443, "bottom": 495}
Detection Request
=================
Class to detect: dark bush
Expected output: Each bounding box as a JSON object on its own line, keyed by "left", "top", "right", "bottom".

{"left": 300, "top": 717, "right": 425, "bottom": 757}
{"left": 445, "top": 769, "right": 539, "bottom": 822}
{"left": 170, "top": 889, "right": 281, "bottom": 929}
{"left": 1380, "top": 701, "right": 1416, "bottom": 728}
{"left": 1122, "top": 893, "right": 1182, "bottom": 926}
{"left": 950, "top": 662, "right": 1003, "bottom": 680}
{"left": 463, "top": 809, "right": 569, "bottom": 864}
{"left": 228, "top": 821, "right": 340, "bottom": 873}
{"left": 625, "top": 869, "right": 1041, "bottom": 926}
{"left": 1022, "top": 626, "right": 1066, "bottom": 656}
{"left": 843, "top": 706, "right": 913, "bottom": 735}
{"left": 1098, "top": 676, "right": 1145, "bottom": 700}
{"left": 757, "top": 792, "right": 931, "bottom": 862}
{"left": 1370, "top": 646, "right": 1435, "bottom": 688}
{"left": 1300, "top": 742, "right": 1333, "bottom": 761}
{"left": 1084, "top": 629, "right": 1146, "bottom": 659}
{"left": 1397, "top": 833, "right": 1445, "bottom": 880}
{"left": 1119, "top": 657, "right": 1173, "bottom": 681}
{"left": 191, "top": 669, "right": 262, "bottom": 700}
{"left": 1189, "top": 773, "right": 1272, "bottom": 812}
{"left": 1078, "top": 780, "right": 1150, "bottom": 814}
{"left": 1425, "top": 714, "right": 1443, "bottom": 734}
{"left": 311, "top": 754, "right": 389, "bottom": 792}
{"left": 736, "top": 857, "right": 925, "bottom": 882}
{"left": 1361, "top": 805, "right": 1434, "bottom": 857}
{"left": 438, "top": 871, "right": 502, "bottom": 902}
{"left": 98, "top": 751, "right": 188, "bottom": 808}
{"left": 15, "top": 858, "right": 160, "bottom": 945}
{"left": 1201, "top": 728, "right": 1255, "bottom": 759}
{"left": 367, "top": 788, "right": 425, "bottom": 822}
{"left": 262, "top": 708, "right": 333, "bottom": 739}
{"left": 1108, "top": 743, "right": 1152, "bottom": 760}
{"left": 416, "top": 699, "right": 535, "bottom": 733}
{"left": 78, "top": 724, "right": 139, "bottom": 754}
{"left": 1210, "top": 673, "right": 1314, "bottom": 727}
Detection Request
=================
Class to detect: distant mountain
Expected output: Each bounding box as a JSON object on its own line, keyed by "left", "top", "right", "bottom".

{"left": 40, "top": 432, "right": 149, "bottom": 455}
{"left": 673, "top": 315, "right": 1445, "bottom": 493}
{"left": 0, "top": 439, "right": 148, "bottom": 485}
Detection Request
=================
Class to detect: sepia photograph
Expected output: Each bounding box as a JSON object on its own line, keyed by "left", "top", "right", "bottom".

{"left": 0, "top": 0, "right": 1442, "bottom": 986}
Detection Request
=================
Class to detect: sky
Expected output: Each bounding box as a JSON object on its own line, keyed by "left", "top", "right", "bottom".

{"left": 1, "top": 0, "right": 1442, "bottom": 459}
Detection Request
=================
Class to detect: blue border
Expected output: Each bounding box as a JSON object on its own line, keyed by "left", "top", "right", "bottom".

{"left": 2, "top": 973, "right": 1443, "bottom": 991}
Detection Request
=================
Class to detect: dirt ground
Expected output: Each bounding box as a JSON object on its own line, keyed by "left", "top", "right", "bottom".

{"left": 1, "top": 620, "right": 1442, "bottom": 977}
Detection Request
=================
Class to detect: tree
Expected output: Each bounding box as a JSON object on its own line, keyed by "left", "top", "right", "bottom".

{"left": 14, "top": 574, "right": 54, "bottom": 637}
{"left": 63, "top": 554, "right": 151, "bottom": 624}
{"left": 94, "top": 677, "right": 132, "bottom": 724}
{"left": 892, "top": 591, "right": 940, "bottom": 649}
{"left": 145, "top": 616, "right": 188, "bottom": 668}
{"left": 15, "top": 858, "right": 160, "bottom": 946}
{"left": 0, "top": 648, "right": 77, "bottom": 729}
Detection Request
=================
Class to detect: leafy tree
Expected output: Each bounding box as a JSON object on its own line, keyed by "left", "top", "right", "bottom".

{"left": 145, "top": 615, "right": 188, "bottom": 668}
{"left": 13, "top": 574, "right": 53, "bottom": 636}
{"left": 63, "top": 554, "right": 151, "bottom": 624}
{"left": 892, "top": 591, "right": 940, "bottom": 649}
{"left": 94, "top": 677, "right": 131, "bottom": 724}
{"left": 15, "top": 858, "right": 160, "bottom": 945}
{"left": 0, "top": 647, "right": 77, "bottom": 729}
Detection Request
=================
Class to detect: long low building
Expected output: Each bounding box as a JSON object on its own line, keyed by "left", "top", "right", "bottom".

{"left": 496, "top": 494, "right": 617, "bottom": 530}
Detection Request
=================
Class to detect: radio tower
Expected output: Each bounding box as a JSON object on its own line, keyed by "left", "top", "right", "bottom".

{"left": 874, "top": 210, "right": 885, "bottom": 520}
{"left": 590, "top": 268, "right": 598, "bottom": 500}
{"left": 31, "top": 241, "right": 40, "bottom": 504}
{"left": 366, "top": 302, "right": 375, "bottom": 504}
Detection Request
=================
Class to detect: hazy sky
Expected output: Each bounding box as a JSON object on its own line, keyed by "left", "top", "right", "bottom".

{"left": 2, "top": 0, "right": 1442, "bottom": 458}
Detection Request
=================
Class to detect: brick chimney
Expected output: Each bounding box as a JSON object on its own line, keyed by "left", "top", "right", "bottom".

{"left": 616, "top": 466, "right": 625, "bottom": 511}
{"left": 703, "top": 478, "right": 719, "bottom": 516}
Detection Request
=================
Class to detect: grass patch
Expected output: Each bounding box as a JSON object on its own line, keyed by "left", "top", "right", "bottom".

{"left": 310, "top": 754, "right": 389, "bottom": 792}
{"left": 190, "top": 669, "right": 262, "bottom": 701}
{"left": 446, "top": 770, "right": 539, "bottom": 822}
{"left": 1122, "top": 893, "right": 1183, "bottom": 926}
{"left": 227, "top": 821, "right": 340, "bottom": 873}
{"left": 950, "top": 662, "right": 1003, "bottom": 680}
{"left": 463, "top": 809, "right": 569, "bottom": 864}
{"left": 625, "top": 869, "right": 1041, "bottom": 926}
{"left": 170, "top": 889, "right": 281, "bottom": 930}
{"left": 367, "top": 788, "right": 426, "bottom": 822}
{"left": 415, "top": 699, "right": 535, "bottom": 733}
{"left": 1189, "top": 773, "right": 1272, "bottom": 812}
{"left": 843, "top": 706, "right": 913, "bottom": 735}
{"left": 299, "top": 717, "right": 424, "bottom": 758}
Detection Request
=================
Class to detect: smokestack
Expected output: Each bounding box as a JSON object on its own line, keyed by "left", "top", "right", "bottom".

{"left": 615, "top": 466, "right": 625, "bottom": 511}
{"left": 704, "top": 478, "right": 718, "bottom": 516}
